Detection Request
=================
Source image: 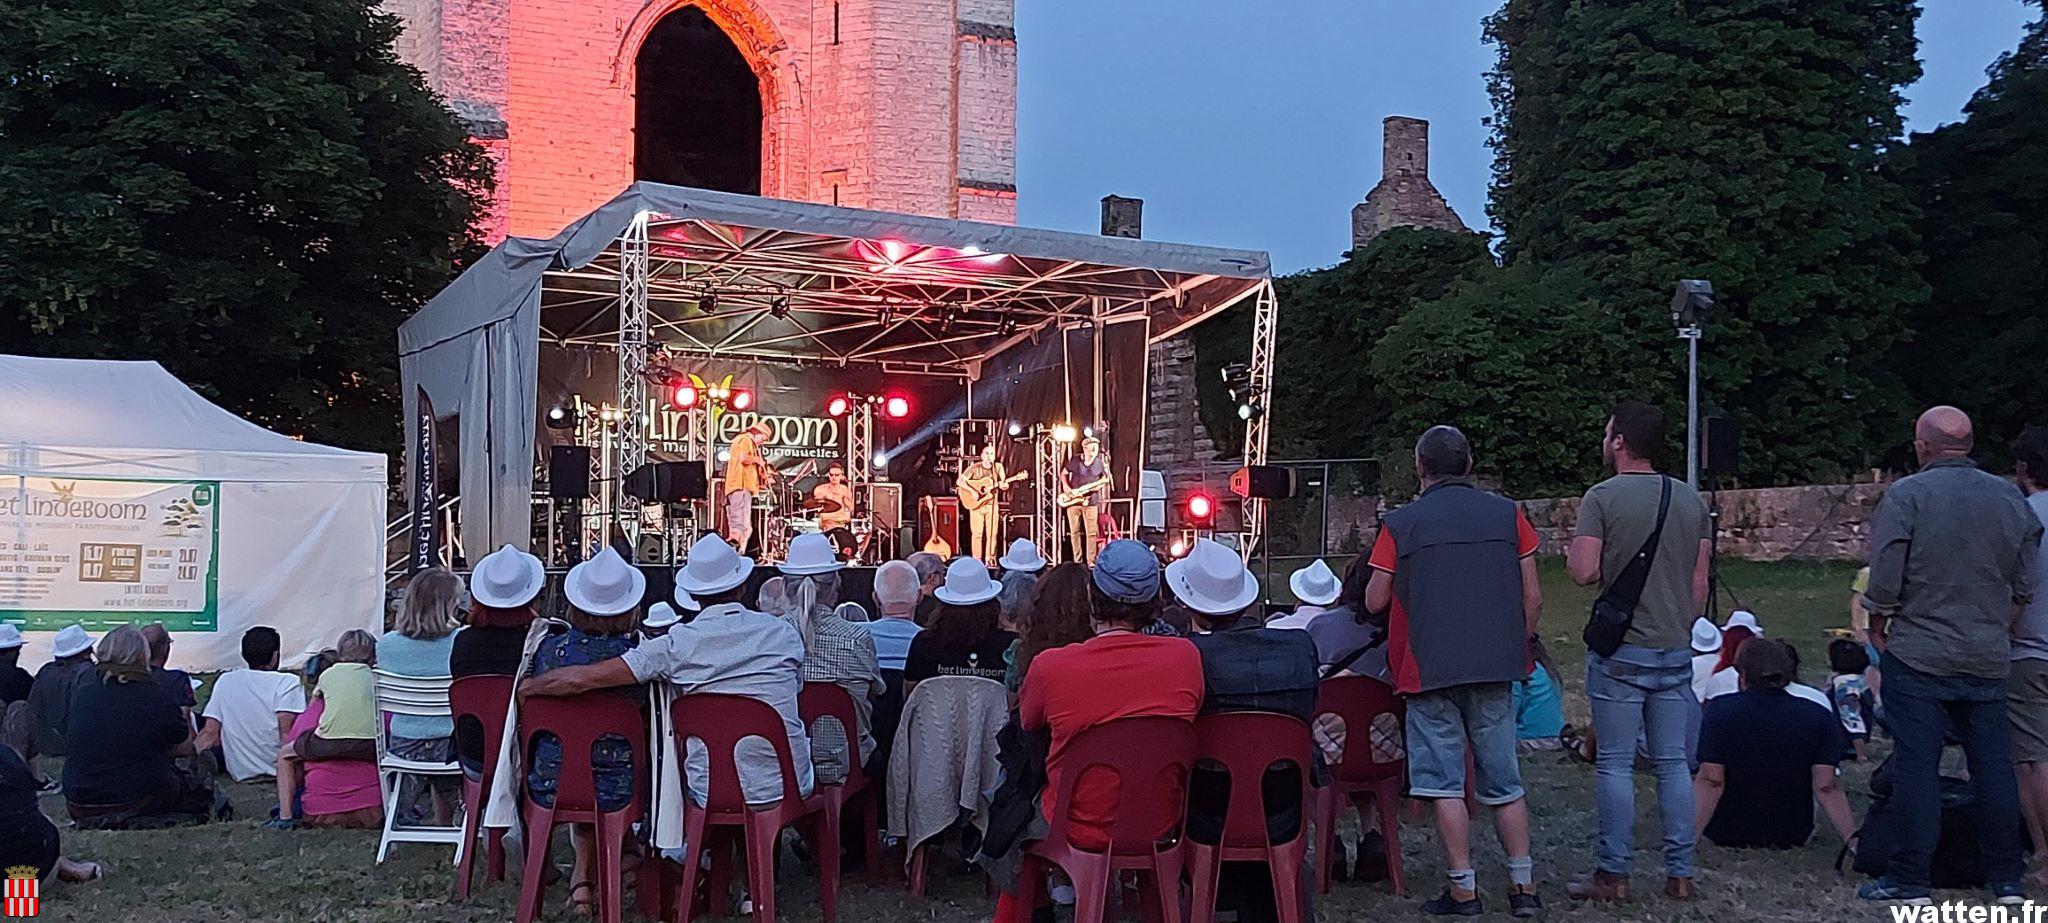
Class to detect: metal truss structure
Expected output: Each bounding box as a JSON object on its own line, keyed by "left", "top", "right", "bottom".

{"left": 1240, "top": 280, "right": 1279, "bottom": 560}
{"left": 614, "top": 212, "right": 651, "bottom": 538}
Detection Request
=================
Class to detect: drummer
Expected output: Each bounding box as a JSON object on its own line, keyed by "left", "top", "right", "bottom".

{"left": 813, "top": 462, "right": 854, "bottom": 533}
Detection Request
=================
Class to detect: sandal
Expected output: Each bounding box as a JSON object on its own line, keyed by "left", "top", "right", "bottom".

{"left": 55, "top": 860, "right": 103, "bottom": 884}
{"left": 565, "top": 880, "right": 596, "bottom": 916}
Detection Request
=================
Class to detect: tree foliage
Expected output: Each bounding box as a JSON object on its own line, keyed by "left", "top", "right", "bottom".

{"left": 0, "top": 0, "right": 493, "bottom": 453}
{"left": 1484, "top": 0, "right": 1926, "bottom": 484}
{"left": 1895, "top": 3, "right": 2048, "bottom": 459}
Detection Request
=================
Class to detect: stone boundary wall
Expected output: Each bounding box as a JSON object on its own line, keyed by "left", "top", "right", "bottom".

{"left": 1520, "top": 481, "right": 1890, "bottom": 561}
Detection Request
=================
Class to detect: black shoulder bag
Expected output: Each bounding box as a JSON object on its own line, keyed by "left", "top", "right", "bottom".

{"left": 1582, "top": 475, "right": 1672, "bottom": 657}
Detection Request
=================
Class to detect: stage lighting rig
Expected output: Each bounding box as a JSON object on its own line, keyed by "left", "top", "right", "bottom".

{"left": 769, "top": 295, "right": 791, "bottom": 320}
{"left": 697, "top": 293, "right": 718, "bottom": 315}
{"left": 1186, "top": 491, "right": 1217, "bottom": 529}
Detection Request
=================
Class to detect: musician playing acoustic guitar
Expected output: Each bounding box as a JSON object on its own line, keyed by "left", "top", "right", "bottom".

{"left": 956, "top": 444, "right": 1025, "bottom": 566}
{"left": 1060, "top": 435, "right": 1112, "bottom": 565}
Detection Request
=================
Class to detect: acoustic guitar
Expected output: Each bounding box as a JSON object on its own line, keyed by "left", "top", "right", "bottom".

{"left": 957, "top": 471, "right": 1030, "bottom": 512}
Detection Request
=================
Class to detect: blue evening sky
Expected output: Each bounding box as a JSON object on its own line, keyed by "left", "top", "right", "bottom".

{"left": 1015, "top": 1, "right": 2039, "bottom": 273}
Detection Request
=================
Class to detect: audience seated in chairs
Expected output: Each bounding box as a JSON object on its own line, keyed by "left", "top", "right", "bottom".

{"left": 991, "top": 539, "right": 1204, "bottom": 923}
{"left": 905, "top": 559, "right": 1017, "bottom": 690}
{"left": 1300, "top": 550, "right": 1395, "bottom": 883}
{"left": 63, "top": 625, "right": 226, "bottom": 829}
{"left": 1003, "top": 563, "right": 1094, "bottom": 697}
{"left": 196, "top": 626, "right": 305, "bottom": 784}
{"left": 451, "top": 544, "right": 546, "bottom": 777}
{"left": 1175, "top": 538, "right": 1321, "bottom": 923}
{"left": 779, "top": 533, "right": 883, "bottom": 786}
{"left": 380, "top": 567, "right": 465, "bottom": 825}
{"left": 268, "top": 630, "right": 378, "bottom": 829}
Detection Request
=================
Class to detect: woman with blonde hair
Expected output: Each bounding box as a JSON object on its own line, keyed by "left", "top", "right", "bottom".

{"left": 378, "top": 567, "right": 464, "bottom": 821}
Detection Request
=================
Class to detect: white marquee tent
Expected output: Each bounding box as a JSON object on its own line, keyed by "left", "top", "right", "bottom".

{"left": 0, "top": 355, "right": 385, "bottom": 672}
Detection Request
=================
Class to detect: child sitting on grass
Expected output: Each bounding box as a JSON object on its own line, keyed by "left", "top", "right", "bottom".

{"left": 1827, "top": 639, "right": 1875, "bottom": 762}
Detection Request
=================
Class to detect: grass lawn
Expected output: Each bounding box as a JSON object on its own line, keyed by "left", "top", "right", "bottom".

{"left": 34, "top": 558, "right": 1921, "bottom": 922}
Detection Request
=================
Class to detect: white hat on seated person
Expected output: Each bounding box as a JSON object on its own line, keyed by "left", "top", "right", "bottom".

{"left": 470, "top": 543, "right": 546, "bottom": 608}
{"left": 998, "top": 538, "right": 1048, "bottom": 574}
{"left": 564, "top": 547, "right": 645, "bottom": 617}
{"left": 644, "top": 601, "right": 683, "bottom": 630}
{"left": 1724, "top": 609, "right": 1763, "bottom": 637}
{"left": 51, "top": 624, "right": 94, "bottom": 659}
{"left": 779, "top": 533, "right": 845, "bottom": 576}
{"left": 1166, "top": 538, "right": 1262, "bottom": 616}
{"left": 1690, "top": 617, "right": 1723, "bottom": 653}
{"left": 678, "top": 532, "right": 755, "bottom": 596}
{"left": 934, "top": 557, "right": 1002, "bottom": 606}
{"left": 0, "top": 625, "right": 22, "bottom": 651}
{"left": 1288, "top": 559, "right": 1341, "bottom": 607}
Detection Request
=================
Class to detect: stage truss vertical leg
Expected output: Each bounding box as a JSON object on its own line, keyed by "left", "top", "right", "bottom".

{"left": 1033, "top": 433, "right": 1060, "bottom": 562}
{"left": 616, "top": 211, "right": 651, "bottom": 542}
{"left": 1241, "top": 280, "right": 1278, "bottom": 562}
{"left": 847, "top": 403, "right": 874, "bottom": 541}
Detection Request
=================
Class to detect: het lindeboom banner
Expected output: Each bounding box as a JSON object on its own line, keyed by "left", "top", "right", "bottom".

{"left": 0, "top": 476, "right": 221, "bottom": 632}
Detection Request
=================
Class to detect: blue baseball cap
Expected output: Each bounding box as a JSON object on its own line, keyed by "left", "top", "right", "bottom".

{"left": 1092, "top": 539, "right": 1161, "bottom": 604}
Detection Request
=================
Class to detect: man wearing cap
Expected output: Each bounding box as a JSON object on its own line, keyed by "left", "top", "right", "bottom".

{"left": 1268, "top": 560, "right": 1341, "bottom": 631}
{"left": 28, "top": 625, "right": 97, "bottom": 757}
{"left": 724, "top": 420, "right": 775, "bottom": 554}
{"left": 1362, "top": 426, "right": 1543, "bottom": 917}
{"left": 1060, "top": 436, "right": 1111, "bottom": 565}
{"left": 523, "top": 534, "right": 813, "bottom": 806}
{"left": 0, "top": 626, "right": 31, "bottom": 706}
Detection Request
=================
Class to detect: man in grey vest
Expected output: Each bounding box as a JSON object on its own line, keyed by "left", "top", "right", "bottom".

{"left": 1363, "top": 426, "right": 1543, "bottom": 917}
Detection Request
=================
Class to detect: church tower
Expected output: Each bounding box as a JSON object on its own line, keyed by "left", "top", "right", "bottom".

{"left": 381, "top": 0, "right": 1019, "bottom": 239}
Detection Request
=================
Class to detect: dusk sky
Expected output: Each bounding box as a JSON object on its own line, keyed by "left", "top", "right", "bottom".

{"left": 1015, "top": 1, "right": 2040, "bottom": 273}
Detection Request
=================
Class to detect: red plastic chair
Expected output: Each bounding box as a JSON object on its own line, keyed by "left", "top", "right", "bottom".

{"left": 449, "top": 674, "right": 513, "bottom": 900}
{"left": 1013, "top": 716, "right": 1197, "bottom": 923}
{"left": 1187, "top": 712, "right": 1315, "bottom": 923}
{"left": 1311, "top": 676, "right": 1405, "bottom": 896}
{"left": 798, "top": 682, "right": 883, "bottom": 883}
{"left": 512, "top": 693, "right": 648, "bottom": 923}
{"left": 667, "top": 693, "right": 839, "bottom": 923}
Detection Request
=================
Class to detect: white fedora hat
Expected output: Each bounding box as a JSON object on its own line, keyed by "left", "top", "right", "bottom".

{"left": 678, "top": 533, "right": 755, "bottom": 596}
{"left": 998, "top": 538, "right": 1048, "bottom": 574}
{"left": 1287, "top": 559, "right": 1341, "bottom": 607}
{"left": 470, "top": 544, "right": 546, "bottom": 608}
{"left": 51, "top": 624, "right": 93, "bottom": 659}
{"left": 779, "top": 533, "right": 845, "bottom": 576}
{"left": 934, "top": 557, "right": 1002, "bottom": 605}
{"left": 1166, "top": 539, "right": 1262, "bottom": 616}
{"left": 1690, "top": 617, "right": 1723, "bottom": 653}
{"left": 675, "top": 589, "right": 701, "bottom": 612}
{"left": 0, "top": 625, "right": 22, "bottom": 651}
{"left": 644, "top": 601, "right": 683, "bottom": 630}
{"left": 563, "top": 547, "right": 646, "bottom": 617}
{"left": 1724, "top": 609, "right": 1764, "bottom": 637}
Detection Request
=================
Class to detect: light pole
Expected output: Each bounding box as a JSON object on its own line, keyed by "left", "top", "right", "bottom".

{"left": 1671, "top": 280, "right": 1715, "bottom": 489}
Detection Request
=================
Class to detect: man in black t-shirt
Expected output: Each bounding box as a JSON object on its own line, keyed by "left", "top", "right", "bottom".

{"left": 0, "top": 627, "right": 32, "bottom": 705}
{"left": 1695, "top": 639, "right": 1858, "bottom": 849}
{"left": 1061, "top": 436, "right": 1110, "bottom": 565}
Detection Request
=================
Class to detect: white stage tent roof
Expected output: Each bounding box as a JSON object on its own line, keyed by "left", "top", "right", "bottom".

{"left": 1, "top": 356, "right": 386, "bottom": 671}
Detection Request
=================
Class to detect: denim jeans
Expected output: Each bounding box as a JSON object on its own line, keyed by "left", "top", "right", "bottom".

{"left": 1879, "top": 651, "right": 2025, "bottom": 891}
{"left": 1586, "top": 644, "right": 1695, "bottom": 879}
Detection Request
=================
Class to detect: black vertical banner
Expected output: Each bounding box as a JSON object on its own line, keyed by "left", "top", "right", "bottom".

{"left": 409, "top": 386, "right": 439, "bottom": 573}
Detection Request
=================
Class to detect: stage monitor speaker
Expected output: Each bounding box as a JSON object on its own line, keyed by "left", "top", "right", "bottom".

{"left": 625, "top": 462, "right": 708, "bottom": 502}
{"left": 868, "top": 482, "right": 903, "bottom": 534}
{"left": 1229, "top": 464, "right": 1297, "bottom": 500}
{"left": 1702, "top": 417, "right": 1740, "bottom": 475}
{"left": 548, "top": 445, "right": 591, "bottom": 499}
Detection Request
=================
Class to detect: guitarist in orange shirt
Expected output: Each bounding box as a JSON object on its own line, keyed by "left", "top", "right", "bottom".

{"left": 956, "top": 444, "right": 1024, "bottom": 567}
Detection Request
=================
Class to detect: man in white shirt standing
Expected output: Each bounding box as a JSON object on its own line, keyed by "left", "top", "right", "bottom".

{"left": 195, "top": 627, "right": 305, "bottom": 782}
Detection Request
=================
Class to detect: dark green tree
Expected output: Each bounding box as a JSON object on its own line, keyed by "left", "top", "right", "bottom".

{"left": 1897, "top": 2, "right": 2048, "bottom": 457}
{"left": 0, "top": 0, "right": 493, "bottom": 453}
{"left": 1484, "top": 0, "right": 1925, "bottom": 483}
{"left": 1191, "top": 227, "right": 1496, "bottom": 460}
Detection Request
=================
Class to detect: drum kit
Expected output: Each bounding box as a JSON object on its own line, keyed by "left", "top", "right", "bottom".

{"left": 759, "top": 463, "right": 868, "bottom": 564}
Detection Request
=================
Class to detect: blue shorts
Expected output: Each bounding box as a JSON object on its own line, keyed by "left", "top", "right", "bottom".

{"left": 1404, "top": 682, "right": 1525, "bottom": 806}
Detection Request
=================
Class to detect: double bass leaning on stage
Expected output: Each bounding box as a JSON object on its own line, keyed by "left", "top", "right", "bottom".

{"left": 956, "top": 443, "right": 1027, "bottom": 566}
{"left": 723, "top": 420, "right": 775, "bottom": 552}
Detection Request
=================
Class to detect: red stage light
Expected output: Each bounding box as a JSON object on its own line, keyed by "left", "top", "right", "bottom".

{"left": 671, "top": 383, "right": 699, "bottom": 409}
{"left": 883, "top": 395, "right": 911, "bottom": 420}
{"left": 728, "top": 388, "right": 754, "bottom": 411}
{"left": 826, "top": 395, "right": 850, "bottom": 418}
{"left": 1187, "top": 491, "right": 1217, "bottom": 528}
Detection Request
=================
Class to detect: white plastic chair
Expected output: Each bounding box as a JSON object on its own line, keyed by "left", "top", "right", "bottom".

{"left": 372, "top": 670, "right": 466, "bottom": 862}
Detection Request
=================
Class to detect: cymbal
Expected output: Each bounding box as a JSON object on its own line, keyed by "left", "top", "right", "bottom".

{"left": 800, "top": 497, "right": 845, "bottom": 514}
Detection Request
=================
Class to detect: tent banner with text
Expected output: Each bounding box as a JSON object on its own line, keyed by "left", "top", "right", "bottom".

{"left": 0, "top": 476, "right": 221, "bottom": 632}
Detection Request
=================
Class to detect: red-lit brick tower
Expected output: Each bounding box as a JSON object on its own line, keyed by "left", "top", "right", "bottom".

{"left": 382, "top": 0, "right": 1018, "bottom": 240}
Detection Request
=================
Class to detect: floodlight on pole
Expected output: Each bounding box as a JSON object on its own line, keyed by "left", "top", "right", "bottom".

{"left": 1671, "top": 279, "right": 1714, "bottom": 488}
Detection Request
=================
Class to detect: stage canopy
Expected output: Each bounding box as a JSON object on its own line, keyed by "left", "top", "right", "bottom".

{"left": 400, "top": 183, "right": 1278, "bottom": 555}
{"left": 0, "top": 355, "right": 386, "bottom": 672}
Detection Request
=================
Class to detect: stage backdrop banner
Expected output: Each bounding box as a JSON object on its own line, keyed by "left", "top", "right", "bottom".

{"left": 0, "top": 476, "right": 221, "bottom": 631}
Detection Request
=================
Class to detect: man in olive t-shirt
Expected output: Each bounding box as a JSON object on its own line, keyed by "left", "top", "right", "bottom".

{"left": 1564, "top": 401, "right": 1711, "bottom": 903}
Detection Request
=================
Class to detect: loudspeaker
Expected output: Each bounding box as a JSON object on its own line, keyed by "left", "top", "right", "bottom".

{"left": 548, "top": 445, "right": 591, "bottom": 499}
{"left": 896, "top": 526, "right": 919, "bottom": 560}
{"left": 1229, "top": 464, "right": 1297, "bottom": 500}
{"left": 625, "top": 462, "right": 708, "bottom": 502}
{"left": 1702, "top": 417, "right": 1740, "bottom": 475}
{"left": 867, "top": 482, "right": 903, "bottom": 534}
